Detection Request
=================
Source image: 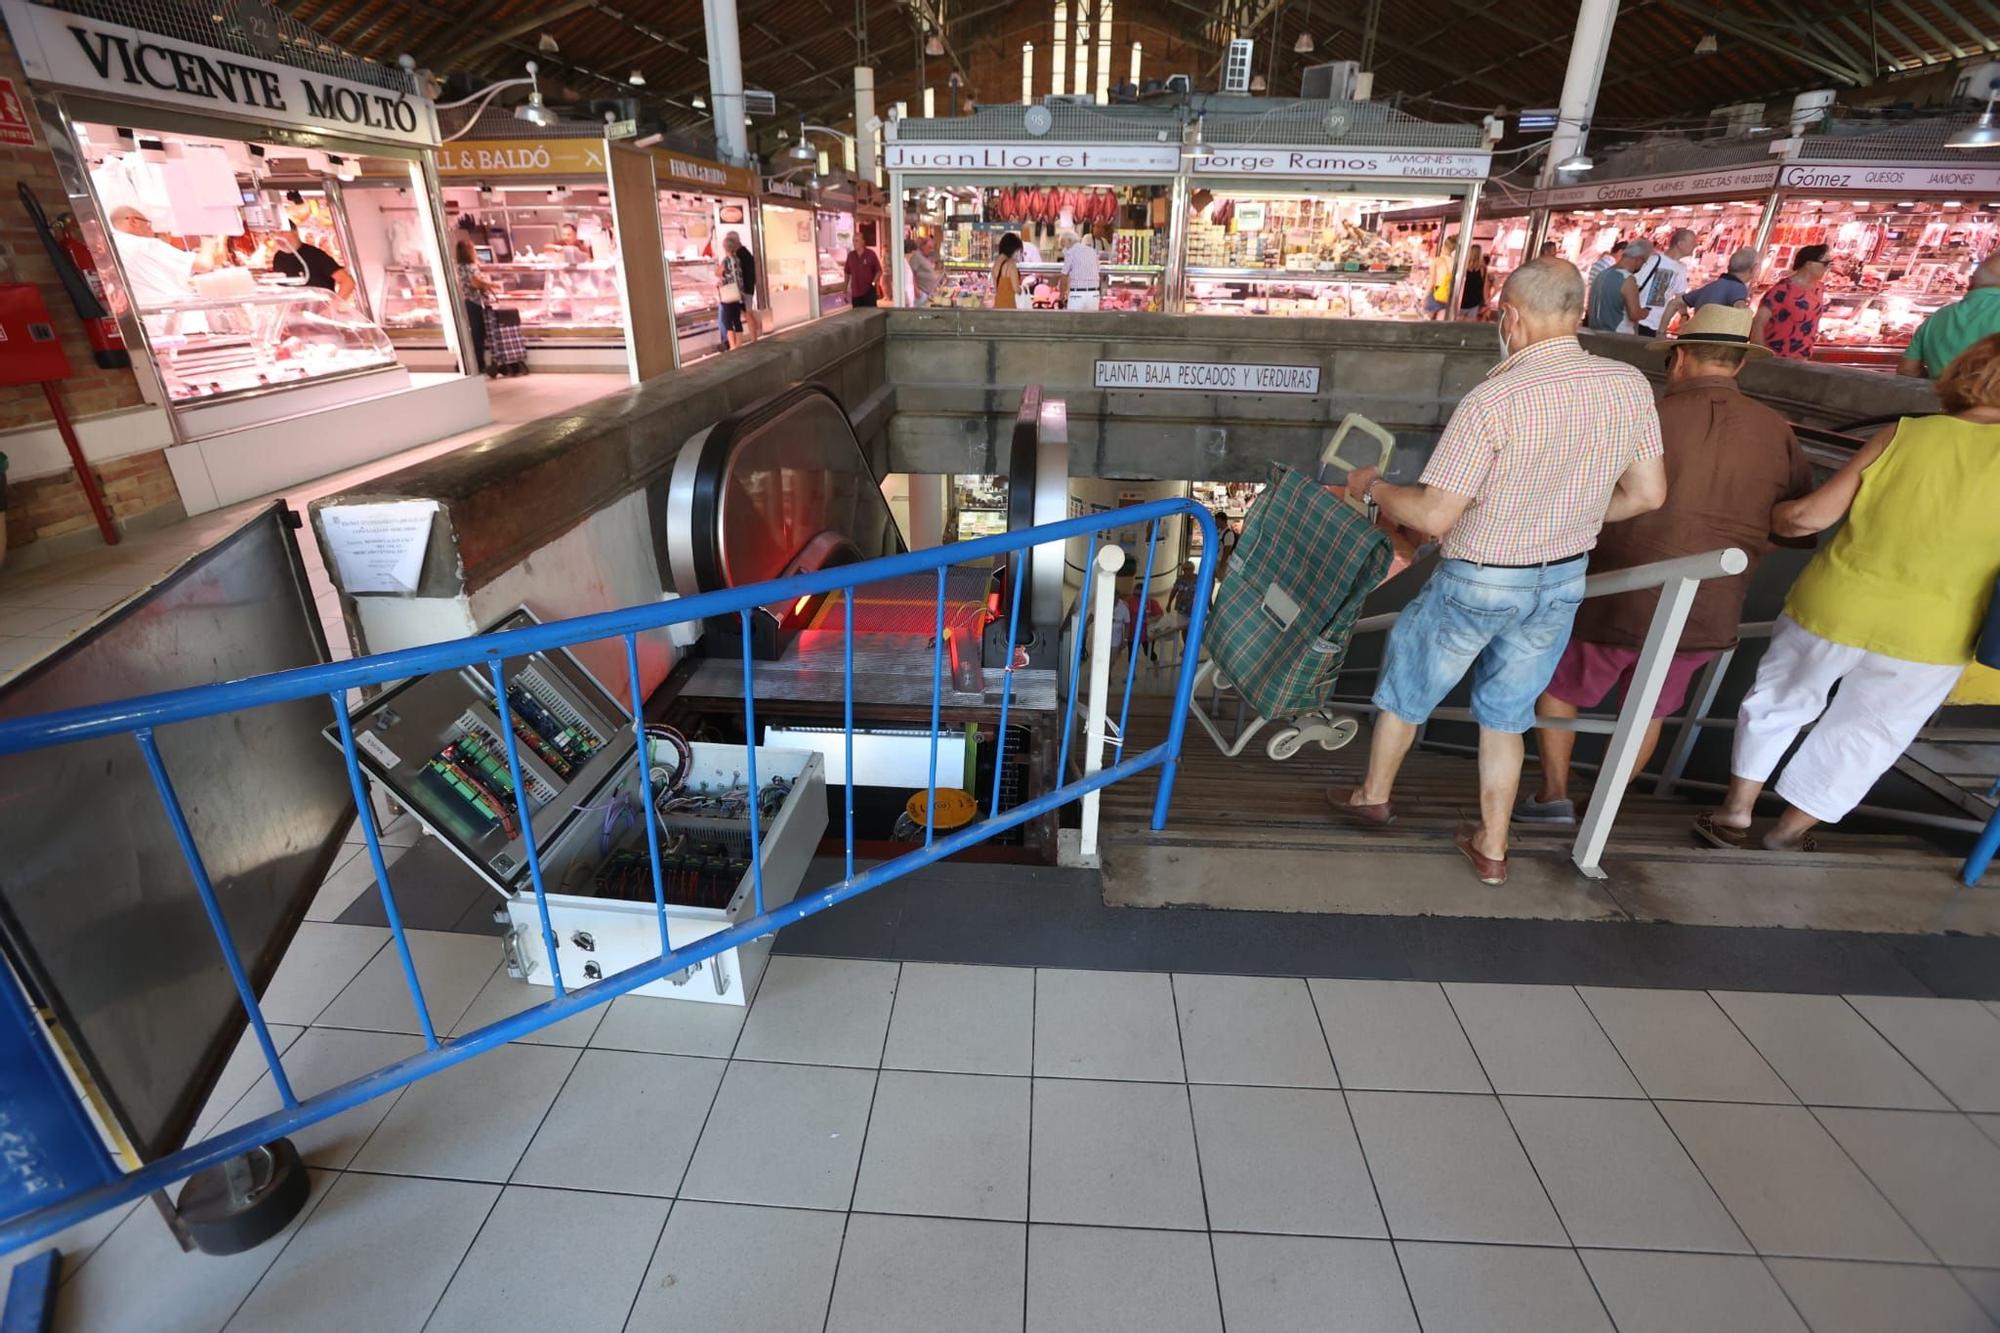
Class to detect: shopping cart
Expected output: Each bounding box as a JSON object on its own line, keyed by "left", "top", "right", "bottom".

{"left": 1187, "top": 415, "right": 1395, "bottom": 761}
{"left": 484, "top": 306, "right": 528, "bottom": 376}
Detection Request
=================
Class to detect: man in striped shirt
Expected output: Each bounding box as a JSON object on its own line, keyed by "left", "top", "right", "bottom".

{"left": 1335, "top": 258, "right": 1667, "bottom": 885}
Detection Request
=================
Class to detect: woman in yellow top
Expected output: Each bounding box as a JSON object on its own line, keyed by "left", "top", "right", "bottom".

{"left": 1699, "top": 333, "right": 2000, "bottom": 851}
{"left": 991, "top": 232, "right": 1026, "bottom": 310}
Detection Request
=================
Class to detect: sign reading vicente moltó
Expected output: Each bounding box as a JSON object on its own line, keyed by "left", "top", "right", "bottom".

{"left": 1095, "top": 360, "right": 1322, "bottom": 394}
{"left": 0, "top": 0, "right": 439, "bottom": 148}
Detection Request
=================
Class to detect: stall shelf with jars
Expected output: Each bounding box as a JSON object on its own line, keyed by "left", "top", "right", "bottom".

{"left": 918, "top": 185, "right": 1171, "bottom": 310}
{"left": 1180, "top": 192, "right": 1436, "bottom": 319}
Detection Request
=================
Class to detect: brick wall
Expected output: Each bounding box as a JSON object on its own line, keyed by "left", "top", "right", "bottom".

{"left": 0, "top": 23, "right": 178, "bottom": 551}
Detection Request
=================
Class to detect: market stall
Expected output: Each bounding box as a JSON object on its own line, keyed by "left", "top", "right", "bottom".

{"left": 1, "top": 0, "right": 486, "bottom": 513}
{"left": 1767, "top": 158, "right": 2000, "bottom": 368}
{"left": 655, "top": 150, "right": 760, "bottom": 364}
{"left": 814, "top": 176, "right": 859, "bottom": 317}
{"left": 759, "top": 176, "right": 822, "bottom": 330}
{"left": 1536, "top": 162, "right": 1782, "bottom": 297}
{"left": 885, "top": 106, "right": 1182, "bottom": 312}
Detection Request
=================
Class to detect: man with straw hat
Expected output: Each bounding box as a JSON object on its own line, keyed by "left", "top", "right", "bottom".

{"left": 1517, "top": 305, "right": 1816, "bottom": 825}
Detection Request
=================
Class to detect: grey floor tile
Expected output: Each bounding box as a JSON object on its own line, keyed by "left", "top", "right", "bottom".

{"left": 1034, "top": 968, "right": 1184, "bottom": 1081}
{"left": 1309, "top": 979, "right": 1489, "bottom": 1093}
{"left": 1189, "top": 1084, "right": 1385, "bottom": 1237}
{"left": 588, "top": 940, "right": 769, "bottom": 1058}
{"left": 1505, "top": 1095, "right": 1747, "bottom": 1252}
{"left": 351, "top": 1042, "right": 580, "bottom": 1182}
{"left": 1444, "top": 983, "right": 1642, "bottom": 1097}
{"left": 1026, "top": 1224, "right": 1221, "bottom": 1333}
{"left": 425, "top": 1186, "right": 668, "bottom": 1333}
{"left": 1659, "top": 1101, "right": 1930, "bottom": 1261}
{"left": 313, "top": 928, "right": 499, "bottom": 1036}
{"left": 1579, "top": 1250, "right": 1806, "bottom": 1333}
{"left": 227, "top": 1173, "right": 499, "bottom": 1332}
{"left": 1959, "top": 1268, "right": 2000, "bottom": 1322}
{"left": 1174, "top": 974, "right": 1337, "bottom": 1087}
{"left": 190, "top": 1023, "right": 306, "bottom": 1140}
{"left": 1767, "top": 1258, "right": 1998, "bottom": 1333}
{"left": 1346, "top": 1091, "right": 1566, "bottom": 1245}
{"left": 1577, "top": 985, "right": 1796, "bottom": 1103}
{"left": 305, "top": 843, "right": 410, "bottom": 924}
{"left": 1980, "top": 1114, "right": 2000, "bottom": 1150}
{"left": 2, "top": 1199, "right": 138, "bottom": 1293}
{"left": 514, "top": 1048, "right": 726, "bottom": 1197}
{"left": 626, "top": 1201, "right": 843, "bottom": 1331}
{"left": 1712, "top": 991, "right": 1951, "bottom": 1110}
{"left": 734, "top": 955, "right": 899, "bottom": 1067}
{"left": 852, "top": 1070, "right": 1030, "bottom": 1220}
{"left": 826, "top": 1213, "right": 1027, "bottom": 1333}
{"left": 451, "top": 967, "right": 605, "bottom": 1046}
{"left": 1210, "top": 1233, "right": 1416, "bottom": 1333}
{"left": 882, "top": 962, "right": 1034, "bottom": 1075}
{"left": 1847, "top": 995, "right": 2000, "bottom": 1113}
{"left": 257, "top": 923, "right": 387, "bottom": 1025}
{"left": 1395, "top": 1241, "right": 1612, "bottom": 1333}
{"left": 215, "top": 1028, "right": 425, "bottom": 1168}
{"left": 1816, "top": 1107, "right": 2000, "bottom": 1268}
{"left": 1030, "top": 1077, "right": 1207, "bottom": 1230}
{"left": 679, "top": 1061, "right": 877, "bottom": 1210}
{"left": 53, "top": 1171, "right": 329, "bottom": 1333}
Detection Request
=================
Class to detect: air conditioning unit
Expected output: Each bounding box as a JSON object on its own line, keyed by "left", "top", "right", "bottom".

{"left": 1163, "top": 73, "right": 1192, "bottom": 95}
{"left": 743, "top": 89, "right": 777, "bottom": 118}
{"left": 1041, "top": 93, "right": 1093, "bottom": 106}
{"left": 1301, "top": 60, "right": 1359, "bottom": 100}
{"left": 1222, "top": 38, "right": 1254, "bottom": 94}
{"left": 1954, "top": 60, "right": 2000, "bottom": 102}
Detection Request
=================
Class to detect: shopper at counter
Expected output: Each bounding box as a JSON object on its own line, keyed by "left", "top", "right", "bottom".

{"left": 991, "top": 232, "right": 1028, "bottom": 310}
{"left": 718, "top": 231, "right": 750, "bottom": 350}
{"left": 1750, "top": 244, "right": 1831, "bottom": 360}
{"left": 1698, "top": 333, "right": 2000, "bottom": 852}
{"left": 1331, "top": 258, "right": 1666, "bottom": 886}
{"left": 1522, "top": 306, "right": 1812, "bottom": 825}
{"left": 729, "top": 234, "right": 761, "bottom": 345}
{"left": 1458, "top": 245, "right": 1489, "bottom": 319}
{"left": 844, "top": 240, "right": 884, "bottom": 308}
{"left": 107, "top": 205, "right": 204, "bottom": 309}
{"left": 272, "top": 227, "right": 355, "bottom": 301}
{"left": 1898, "top": 253, "right": 2000, "bottom": 379}
{"left": 1634, "top": 228, "right": 1694, "bottom": 336}
{"left": 455, "top": 238, "right": 497, "bottom": 375}
{"left": 1663, "top": 246, "right": 1759, "bottom": 329}
{"left": 1587, "top": 240, "right": 1650, "bottom": 335}
{"left": 1058, "top": 231, "right": 1100, "bottom": 311}
{"left": 906, "top": 236, "right": 940, "bottom": 305}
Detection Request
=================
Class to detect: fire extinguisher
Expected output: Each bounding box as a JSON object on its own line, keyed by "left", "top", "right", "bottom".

{"left": 57, "top": 214, "right": 130, "bottom": 371}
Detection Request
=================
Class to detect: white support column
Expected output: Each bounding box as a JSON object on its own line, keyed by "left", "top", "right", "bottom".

{"left": 907, "top": 475, "right": 948, "bottom": 548}
{"left": 855, "top": 67, "right": 878, "bottom": 186}
{"left": 1542, "top": 0, "right": 1617, "bottom": 188}
{"left": 1751, "top": 189, "right": 1783, "bottom": 259}
{"left": 1570, "top": 575, "right": 1701, "bottom": 878}
{"left": 1079, "top": 543, "right": 1126, "bottom": 861}
{"left": 705, "top": 0, "right": 749, "bottom": 164}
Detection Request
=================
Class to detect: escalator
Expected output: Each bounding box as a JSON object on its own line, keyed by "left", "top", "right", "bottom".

{"left": 652, "top": 383, "right": 1076, "bottom": 860}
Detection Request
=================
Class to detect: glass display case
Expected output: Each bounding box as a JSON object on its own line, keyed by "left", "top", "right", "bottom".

{"left": 817, "top": 210, "right": 856, "bottom": 316}
{"left": 935, "top": 260, "right": 1163, "bottom": 310}
{"left": 139, "top": 285, "right": 398, "bottom": 402}
{"left": 660, "top": 189, "right": 753, "bottom": 362}
{"left": 1181, "top": 192, "right": 1426, "bottom": 318}
{"left": 1185, "top": 269, "right": 1423, "bottom": 319}
{"left": 440, "top": 187, "right": 624, "bottom": 341}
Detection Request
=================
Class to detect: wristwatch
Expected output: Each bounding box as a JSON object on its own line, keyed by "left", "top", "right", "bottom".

{"left": 1361, "top": 477, "right": 1381, "bottom": 503}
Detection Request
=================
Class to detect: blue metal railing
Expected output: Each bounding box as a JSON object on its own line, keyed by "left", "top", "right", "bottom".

{"left": 0, "top": 498, "right": 1218, "bottom": 1254}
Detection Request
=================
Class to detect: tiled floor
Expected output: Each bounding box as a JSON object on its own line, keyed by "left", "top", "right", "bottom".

{"left": 0, "top": 373, "right": 626, "bottom": 685}
{"left": 18, "top": 887, "right": 2000, "bottom": 1331}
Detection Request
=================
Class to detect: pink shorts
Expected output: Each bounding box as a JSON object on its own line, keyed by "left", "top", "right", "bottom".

{"left": 1544, "top": 640, "right": 1717, "bottom": 719}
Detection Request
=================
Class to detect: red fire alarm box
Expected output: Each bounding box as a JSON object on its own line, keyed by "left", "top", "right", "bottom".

{"left": 0, "top": 283, "right": 72, "bottom": 386}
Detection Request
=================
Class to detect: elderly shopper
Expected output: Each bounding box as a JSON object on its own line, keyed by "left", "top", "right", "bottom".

{"left": 1587, "top": 239, "right": 1651, "bottom": 334}
{"left": 1899, "top": 252, "right": 2000, "bottom": 378}
{"left": 1698, "top": 333, "right": 2000, "bottom": 851}
{"left": 1659, "top": 246, "right": 1761, "bottom": 331}
{"left": 1521, "top": 306, "right": 1814, "bottom": 824}
{"left": 1337, "top": 258, "right": 1667, "bottom": 884}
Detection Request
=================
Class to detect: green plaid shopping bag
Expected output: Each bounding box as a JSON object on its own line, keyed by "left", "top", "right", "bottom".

{"left": 1208, "top": 463, "right": 1392, "bottom": 721}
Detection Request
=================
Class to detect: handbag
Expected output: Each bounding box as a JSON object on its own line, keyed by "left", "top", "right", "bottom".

{"left": 718, "top": 281, "right": 742, "bottom": 304}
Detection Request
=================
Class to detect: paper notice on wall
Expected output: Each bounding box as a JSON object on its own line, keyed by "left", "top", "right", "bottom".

{"left": 320, "top": 501, "right": 439, "bottom": 595}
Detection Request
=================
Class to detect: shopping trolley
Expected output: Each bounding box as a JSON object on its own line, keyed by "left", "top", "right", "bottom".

{"left": 485, "top": 306, "right": 528, "bottom": 376}
{"left": 1187, "top": 414, "right": 1396, "bottom": 761}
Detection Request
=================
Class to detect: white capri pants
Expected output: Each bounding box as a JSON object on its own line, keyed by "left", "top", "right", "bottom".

{"left": 1732, "top": 616, "right": 1962, "bottom": 823}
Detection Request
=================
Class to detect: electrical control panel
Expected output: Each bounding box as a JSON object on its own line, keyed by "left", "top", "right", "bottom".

{"left": 328, "top": 607, "right": 826, "bottom": 1004}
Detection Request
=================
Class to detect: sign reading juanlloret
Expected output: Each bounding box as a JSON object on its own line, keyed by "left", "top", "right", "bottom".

{"left": 1095, "top": 360, "right": 1322, "bottom": 394}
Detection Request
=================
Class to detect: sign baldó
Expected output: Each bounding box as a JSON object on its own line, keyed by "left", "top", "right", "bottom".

{"left": 1, "top": 0, "right": 438, "bottom": 148}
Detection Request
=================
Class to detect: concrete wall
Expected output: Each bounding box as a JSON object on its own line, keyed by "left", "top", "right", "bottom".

{"left": 887, "top": 310, "right": 1939, "bottom": 484}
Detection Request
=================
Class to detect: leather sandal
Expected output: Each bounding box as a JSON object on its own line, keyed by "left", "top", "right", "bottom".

{"left": 1326, "top": 786, "right": 1395, "bottom": 827}
{"left": 1455, "top": 822, "right": 1509, "bottom": 886}
{"left": 1692, "top": 813, "right": 1754, "bottom": 850}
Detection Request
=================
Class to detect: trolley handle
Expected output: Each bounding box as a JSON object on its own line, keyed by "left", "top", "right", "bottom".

{"left": 1316, "top": 413, "right": 1397, "bottom": 517}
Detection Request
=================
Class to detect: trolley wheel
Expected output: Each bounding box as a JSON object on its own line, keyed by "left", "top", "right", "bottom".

{"left": 175, "top": 1138, "right": 311, "bottom": 1256}
{"left": 1266, "top": 726, "right": 1305, "bottom": 761}
{"left": 1315, "top": 717, "right": 1360, "bottom": 752}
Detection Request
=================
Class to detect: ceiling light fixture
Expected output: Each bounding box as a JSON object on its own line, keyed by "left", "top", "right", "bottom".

{"left": 1946, "top": 91, "right": 2000, "bottom": 149}
{"left": 1183, "top": 114, "right": 1214, "bottom": 160}
{"left": 1556, "top": 149, "right": 1594, "bottom": 172}
{"left": 1294, "top": 31, "right": 1314, "bottom": 53}
{"left": 1250, "top": 73, "right": 1267, "bottom": 92}
{"left": 925, "top": 33, "right": 945, "bottom": 56}
{"left": 1693, "top": 31, "right": 1717, "bottom": 54}
{"left": 627, "top": 69, "right": 645, "bottom": 86}
{"left": 437, "top": 61, "right": 548, "bottom": 140}
{"left": 537, "top": 32, "right": 559, "bottom": 54}
{"left": 692, "top": 95, "right": 707, "bottom": 109}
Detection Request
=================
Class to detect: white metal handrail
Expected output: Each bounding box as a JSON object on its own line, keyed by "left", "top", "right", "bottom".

{"left": 1342, "top": 546, "right": 1748, "bottom": 878}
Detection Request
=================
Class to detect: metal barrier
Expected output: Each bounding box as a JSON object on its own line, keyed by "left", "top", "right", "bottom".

{"left": 0, "top": 498, "right": 1218, "bottom": 1254}
{"left": 1326, "top": 547, "right": 1749, "bottom": 878}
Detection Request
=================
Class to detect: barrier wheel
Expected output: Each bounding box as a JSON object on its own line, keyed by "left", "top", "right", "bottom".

{"left": 1317, "top": 717, "right": 1360, "bottom": 752}
{"left": 176, "top": 1138, "right": 311, "bottom": 1255}
{"left": 1266, "top": 727, "right": 1304, "bottom": 761}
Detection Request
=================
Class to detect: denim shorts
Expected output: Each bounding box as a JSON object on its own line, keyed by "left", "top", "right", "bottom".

{"left": 1372, "top": 557, "right": 1587, "bottom": 733}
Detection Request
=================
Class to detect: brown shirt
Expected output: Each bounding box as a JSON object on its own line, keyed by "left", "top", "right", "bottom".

{"left": 1571, "top": 376, "right": 1814, "bottom": 652}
